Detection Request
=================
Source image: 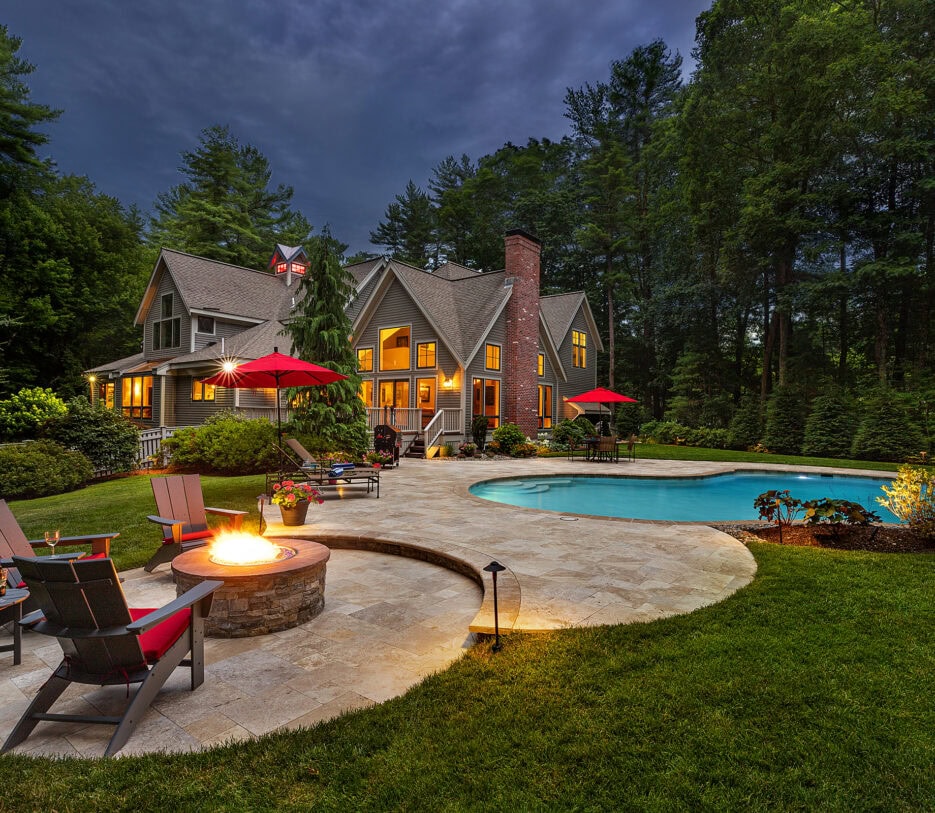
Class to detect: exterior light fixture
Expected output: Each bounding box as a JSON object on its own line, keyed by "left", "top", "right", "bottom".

{"left": 222, "top": 361, "right": 237, "bottom": 374}
{"left": 482, "top": 560, "right": 507, "bottom": 652}
{"left": 442, "top": 377, "right": 454, "bottom": 390}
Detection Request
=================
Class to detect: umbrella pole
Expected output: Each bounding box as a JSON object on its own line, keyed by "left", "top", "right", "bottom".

{"left": 276, "top": 383, "right": 283, "bottom": 482}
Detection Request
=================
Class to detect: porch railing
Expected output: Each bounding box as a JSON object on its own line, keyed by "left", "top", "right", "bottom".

{"left": 366, "top": 407, "right": 423, "bottom": 432}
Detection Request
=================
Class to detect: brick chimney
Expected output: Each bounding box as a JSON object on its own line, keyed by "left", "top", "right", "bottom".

{"left": 502, "top": 229, "right": 541, "bottom": 438}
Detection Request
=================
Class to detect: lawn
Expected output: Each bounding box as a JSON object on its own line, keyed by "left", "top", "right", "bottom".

{"left": 1, "top": 454, "right": 932, "bottom": 810}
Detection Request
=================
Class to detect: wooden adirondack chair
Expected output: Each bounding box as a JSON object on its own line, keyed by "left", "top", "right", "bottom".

{"left": 2, "top": 555, "right": 220, "bottom": 757}
{"left": 0, "top": 499, "right": 117, "bottom": 599}
{"left": 145, "top": 474, "right": 247, "bottom": 572}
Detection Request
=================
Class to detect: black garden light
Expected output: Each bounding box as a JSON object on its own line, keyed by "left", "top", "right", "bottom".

{"left": 483, "top": 560, "right": 507, "bottom": 653}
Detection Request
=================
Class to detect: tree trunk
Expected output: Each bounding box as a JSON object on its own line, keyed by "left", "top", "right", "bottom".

{"left": 838, "top": 241, "right": 849, "bottom": 382}
{"left": 606, "top": 256, "right": 615, "bottom": 388}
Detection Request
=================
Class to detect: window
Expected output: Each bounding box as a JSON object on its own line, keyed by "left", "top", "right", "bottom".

{"left": 538, "top": 384, "right": 553, "bottom": 429}
{"left": 121, "top": 375, "right": 152, "bottom": 420}
{"left": 153, "top": 317, "right": 180, "bottom": 350}
{"left": 416, "top": 342, "right": 436, "bottom": 368}
{"left": 359, "top": 379, "right": 373, "bottom": 406}
{"left": 192, "top": 379, "right": 215, "bottom": 401}
{"left": 357, "top": 347, "right": 374, "bottom": 372}
{"left": 538, "top": 353, "right": 544, "bottom": 377}
{"left": 417, "top": 378, "right": 435, "bottom": 411}
{"left": 572, "top": 330, "right": 587, "bottom": 368}
{"left": 472, "top": 377, "right": 500, "bottom": 429}
{"left": 485, "top": 343, "right": 501, "bottom": 371}
{"left": 161, "top": 293, "right": 173, "bottom": 318}
{"left": 379, "top": 326, "right": 411, "bottom": 371}
{"left": 197, "top": 316, "right": 215, "bottom": 334}
{"left": 378, "top": 379, "right": 409, "bottom": 410}
{"left": 97, "top": 381, "right": 114, "bottom": 410}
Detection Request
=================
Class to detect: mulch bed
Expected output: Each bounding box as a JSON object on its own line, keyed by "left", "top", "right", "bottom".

{"left": 714, "top": 523, "right": 935, "bottom": 554}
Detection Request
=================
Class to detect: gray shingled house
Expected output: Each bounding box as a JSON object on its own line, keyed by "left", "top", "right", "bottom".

{"left": 87, "top": 232, "right": 601, "bottom": 454}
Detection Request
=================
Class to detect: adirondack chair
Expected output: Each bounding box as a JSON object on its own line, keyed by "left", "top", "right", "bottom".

{"left": 145, "top": 474, "right": 247, "bottom": 572}
{"left": 0, "top": 499, "right": 117, "bottom": 601}
{"left": 2, "top": 555, "right": 220, "bottom": 757}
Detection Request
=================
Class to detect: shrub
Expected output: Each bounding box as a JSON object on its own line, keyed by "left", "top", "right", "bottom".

{"left": 852, "top": 389, "right": 926, "bottom": 462}
{"left": 762, "top": 386, "right": 807, "bottom": 455}
{"left": 877, "top": 466, "right": 935, "bottom": 538}
{"left": 613, "top": 403, "right": 644, "bottom": 438}
{"left": 44, "top": 397, "right": 139, "bottom": 473}
{"left": 802, "top": 392, "right": 854, "bottom": 458}
{"left": 682, "top": 427, "right": 731, "bottom": 449}
{"left": 802, "top": 498, "right": 881, "bottom": 534}
{"left": 551, "top": 418, "right": 594, "bottom": 450}
{"left": 0, "top": 387, "right": 68, "bottom": 441}
{"left": 471, "top": 415, "right": 489, "bottom": 450}
{"left": 163, "top": 416, "right": 279, "bottom": 474}
{"left": 0, "top": 440, "right": 93, "bottom": 499}
{"left": 512, "top": 442, "right": 539, "bottom": 458}
{"left": 754, "top": 489, "right": 802, "bottom": 529}
{"left": 728, "top": 397, "right": 763, "bottom": 450}
{"left": 491, "top": 422, "right": 526, "bottom": 456}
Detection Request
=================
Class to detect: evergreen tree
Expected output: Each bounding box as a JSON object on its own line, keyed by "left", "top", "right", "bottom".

{"left": 285, "top": 235, "right": 368, "bottom": 453}
{"left": 851, "top": 389, "right": 926, "bottom": 462}
{"left": 762, "top": 385, "right": 808, "bottom": 455}
{"left": 149, "top": 125, "right": 312, "bottom": 268}
{"left": 369, "top": 180, "right": 437, "bottom": 268}
{"left": 728, "top": 396, "right": 763, "bottom": 451}
{"left": 802, "top": 392, "right": 854, "bottom": 458}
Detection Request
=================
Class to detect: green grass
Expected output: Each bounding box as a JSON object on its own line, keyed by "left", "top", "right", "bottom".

{"left": 2, "top": 458, "right": 932, "bottom": 810}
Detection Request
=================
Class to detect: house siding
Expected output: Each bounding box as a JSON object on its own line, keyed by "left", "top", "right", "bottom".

{"left": 143, "top": 270, "right": 190, "bottom": 361}
{"left": 355, "top": 279, "right": 456, "bottom": 411}
{"left": 559, "top": 308, "right": 597, "bottom": 417}
{"left": 466, "top": 315, "right": 506, "bottom": 427}
{"left": 173, "top": 375, "right": 237, "bottom": 425}
{"left": 193, "top": 318, "right": 243, "bottom": 352}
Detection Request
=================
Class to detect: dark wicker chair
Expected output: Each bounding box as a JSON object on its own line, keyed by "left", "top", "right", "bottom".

{"left": 2, "top": 555, "right": 220, "bottom": 756}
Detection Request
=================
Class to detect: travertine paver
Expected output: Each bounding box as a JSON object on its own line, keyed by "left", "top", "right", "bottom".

{"left": 0, "top": 455, "right": 877, "bottom": 757}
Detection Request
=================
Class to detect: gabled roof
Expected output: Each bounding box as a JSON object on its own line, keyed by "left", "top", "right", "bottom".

{"left": 353, "top": 260, "right": 512, "bottom": 367}
{"left": 158, "top": 320, "right": 290, "bottom": 373}
{"left": 134, "top": 249, "right": 298, "bottom": 326}
{"left": 540, "top": 292, "right": 604, "bottom": 353}
{"left": 273, "top": 244, "right": 306, "bottom": 263}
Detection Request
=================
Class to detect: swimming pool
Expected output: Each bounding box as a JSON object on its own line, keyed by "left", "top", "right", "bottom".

{"left": 469, "top": 470, "right": 898, "bottom": 523}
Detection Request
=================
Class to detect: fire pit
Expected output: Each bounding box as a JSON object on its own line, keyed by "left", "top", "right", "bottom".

{"left": 172, "top": 533, "right": 330, "bottom": 638}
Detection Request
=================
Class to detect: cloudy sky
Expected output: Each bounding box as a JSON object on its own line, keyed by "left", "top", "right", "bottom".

{"left": 6, "top": 1, "right": 709, "bottom": 255}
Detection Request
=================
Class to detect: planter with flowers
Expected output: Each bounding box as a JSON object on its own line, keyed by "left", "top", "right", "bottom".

{"left": 271, "top": 480, "right": 324, "bottom": 526}
{"left": 458, "top": 442, "right": 477, "bottom": 458}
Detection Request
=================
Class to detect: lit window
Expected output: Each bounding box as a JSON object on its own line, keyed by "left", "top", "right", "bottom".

{"left": 98, "top": 382, "right": 115, "bottom": 410}
{"left": 538, "top": 353, "right": 544, "bottom": 377}
{"left": 485, "top": 344, "right": 501, "bottom": 371}
{"left": 472, "top": 377, "right": 500, "bottom": 429}
{"left": 572, "top": 330, "right": 587, "bottom": 368}
{"left": 291, "top": 262, "right": 306, "bottom": 276}
{"left": 121, "top": 375, "right": 153, "bottom": 420}
{"left": 538, "top": 384, "right": 553, "bottom": 428}
{"left": 417, "top": 342, "right": 436, "bottom": 368}
{"left": 359, "top": 379, "right": 373, "bottom": 406}
{"left": 192, "top": 379, "right": 215, "bottom": 401}
{"left": 357, "top": 347, "right": 373, "bottom": 372}
{"left": 379, "top": 326, "right": 410, "bottom": 371}
{"left": 277, "top": 262, "right": 288, "bottom": 273}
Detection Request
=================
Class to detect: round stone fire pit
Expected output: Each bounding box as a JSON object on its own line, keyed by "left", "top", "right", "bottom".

{"left": 172, "top": 538, "right": 330, "bottom": 638}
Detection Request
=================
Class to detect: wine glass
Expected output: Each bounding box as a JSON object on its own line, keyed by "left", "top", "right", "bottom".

{"left": 45, "top": 529, "right": 60, "bottom": 556}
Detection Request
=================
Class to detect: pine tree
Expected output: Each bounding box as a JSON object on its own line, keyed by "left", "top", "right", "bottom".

{"left": 285, "top": 235, "right": 368, "bottom": 454}
{"left": 802, "top": 392, "right": 854, "bottom": 458}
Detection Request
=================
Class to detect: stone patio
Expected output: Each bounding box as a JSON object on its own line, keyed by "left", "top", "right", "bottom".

{"left": 5, "top": 455, "right": 882, "bottom": 758}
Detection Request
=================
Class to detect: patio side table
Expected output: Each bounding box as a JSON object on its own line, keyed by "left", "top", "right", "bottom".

{"left": 0, "top": 588, "right": 28, "bottom": 665}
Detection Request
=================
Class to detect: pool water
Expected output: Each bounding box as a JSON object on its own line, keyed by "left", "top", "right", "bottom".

{"left": 469, "top": 471, "right": 898, "bottom": 523}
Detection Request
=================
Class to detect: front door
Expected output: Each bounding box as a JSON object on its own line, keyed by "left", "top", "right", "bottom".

{"left": 417, "top": 378, "right": 435, "bottom": 427}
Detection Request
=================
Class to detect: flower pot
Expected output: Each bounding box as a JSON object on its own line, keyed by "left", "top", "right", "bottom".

{"left": 279, "top": 501, "right": 310, "bottom": 526}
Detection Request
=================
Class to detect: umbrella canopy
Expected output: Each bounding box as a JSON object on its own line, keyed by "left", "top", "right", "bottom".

{"left": 201, "top": 347, "right": 347, "bottom": 479}
{"left": 567, "top": 387, "right": 637, "bottom": 433}
{"left": 567, "top": 387, "right": 638, "bottom": 406}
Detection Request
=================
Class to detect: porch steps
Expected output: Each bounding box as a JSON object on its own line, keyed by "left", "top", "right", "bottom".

{"left": 405, "top": 434, "right": 426, "bottom": 459}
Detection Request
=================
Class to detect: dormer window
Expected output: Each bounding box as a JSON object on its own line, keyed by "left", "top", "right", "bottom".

{"left": 197, "top": 316, "right": 215, "bottom": 334}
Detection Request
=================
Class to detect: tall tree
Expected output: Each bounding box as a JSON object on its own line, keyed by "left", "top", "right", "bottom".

{"left": 149, "top": 125, "right": 312, "bottom": 268}
{"left": 286, "top": 233, "right": 368, "bottom": 453}
{"left": 369, "top": 180, "right": 437, "bottom": 268}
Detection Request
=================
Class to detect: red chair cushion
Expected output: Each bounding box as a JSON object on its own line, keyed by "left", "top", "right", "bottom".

{"left": 129, "top": 607, "right": 192, "bottom": 663}
{"left": 84, "top": 552, "right": 108, "bottom": 560}
{"left": 162, "top": 530, "right": 213, "bottom": 545}
{"left": 16, "top": 580, "right": 25, "bottom": 589}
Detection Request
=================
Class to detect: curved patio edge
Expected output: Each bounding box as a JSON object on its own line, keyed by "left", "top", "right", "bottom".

{"left": 266, "top": 528, "right": 522, "bottom": 636}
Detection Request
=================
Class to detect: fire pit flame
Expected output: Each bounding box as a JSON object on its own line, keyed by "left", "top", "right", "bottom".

{"left": 209, "top": 532, "right": 295, "bottom": 567}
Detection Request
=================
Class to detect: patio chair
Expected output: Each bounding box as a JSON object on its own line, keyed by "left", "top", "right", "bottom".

{"left": 1, "top": 555, "right": 220, "bottom": 757}
{"left": 285, "top": 437, "right": 320, "bottom": 469}
{"left": 596, "top": 435, "right": 619, "bottom": 463}
{"left": 144, "top": 474, "right": 247, "bottom": 572}
{"left": 0, "top": 499, "right": 117, "bottom": 605}
{"left": 280, "top": 438, "right": 379, "bottom": 497}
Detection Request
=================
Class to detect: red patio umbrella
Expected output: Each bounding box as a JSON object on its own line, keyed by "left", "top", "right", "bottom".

{"left": 201, "top": 347, "right": 347, "bottom": 477}
{"left": 566, "top": 387, "right": 638, "bottom": 431}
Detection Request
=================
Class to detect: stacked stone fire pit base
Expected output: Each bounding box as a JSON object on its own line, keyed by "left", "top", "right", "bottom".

{"left": 172, "top": 539, "right": 330, "bottom": 638}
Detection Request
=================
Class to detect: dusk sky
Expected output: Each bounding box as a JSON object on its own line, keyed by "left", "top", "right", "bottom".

{"left": 6, "top": 1, "right": 710, "bottom": 255}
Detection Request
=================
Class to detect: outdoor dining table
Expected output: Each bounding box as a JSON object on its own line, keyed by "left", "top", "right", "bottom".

{"left": 0, "top": 588, "right": 28, "bottom": 665}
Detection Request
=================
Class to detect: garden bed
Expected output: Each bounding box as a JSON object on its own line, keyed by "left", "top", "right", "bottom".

{"left": 717, "top": 522, "right": 934, "bottom": 554}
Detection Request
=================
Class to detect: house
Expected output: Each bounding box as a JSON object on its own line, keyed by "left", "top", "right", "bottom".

{"left": 87, "top": 230, "right": 602, "bottom": 451}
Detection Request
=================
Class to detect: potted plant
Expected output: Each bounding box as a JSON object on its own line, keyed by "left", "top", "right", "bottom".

{"left": 271, "top": 480, "right": 323, "bottom": 526}
{"left": 459, "top": 441, "right": 477, "bottom": 458}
